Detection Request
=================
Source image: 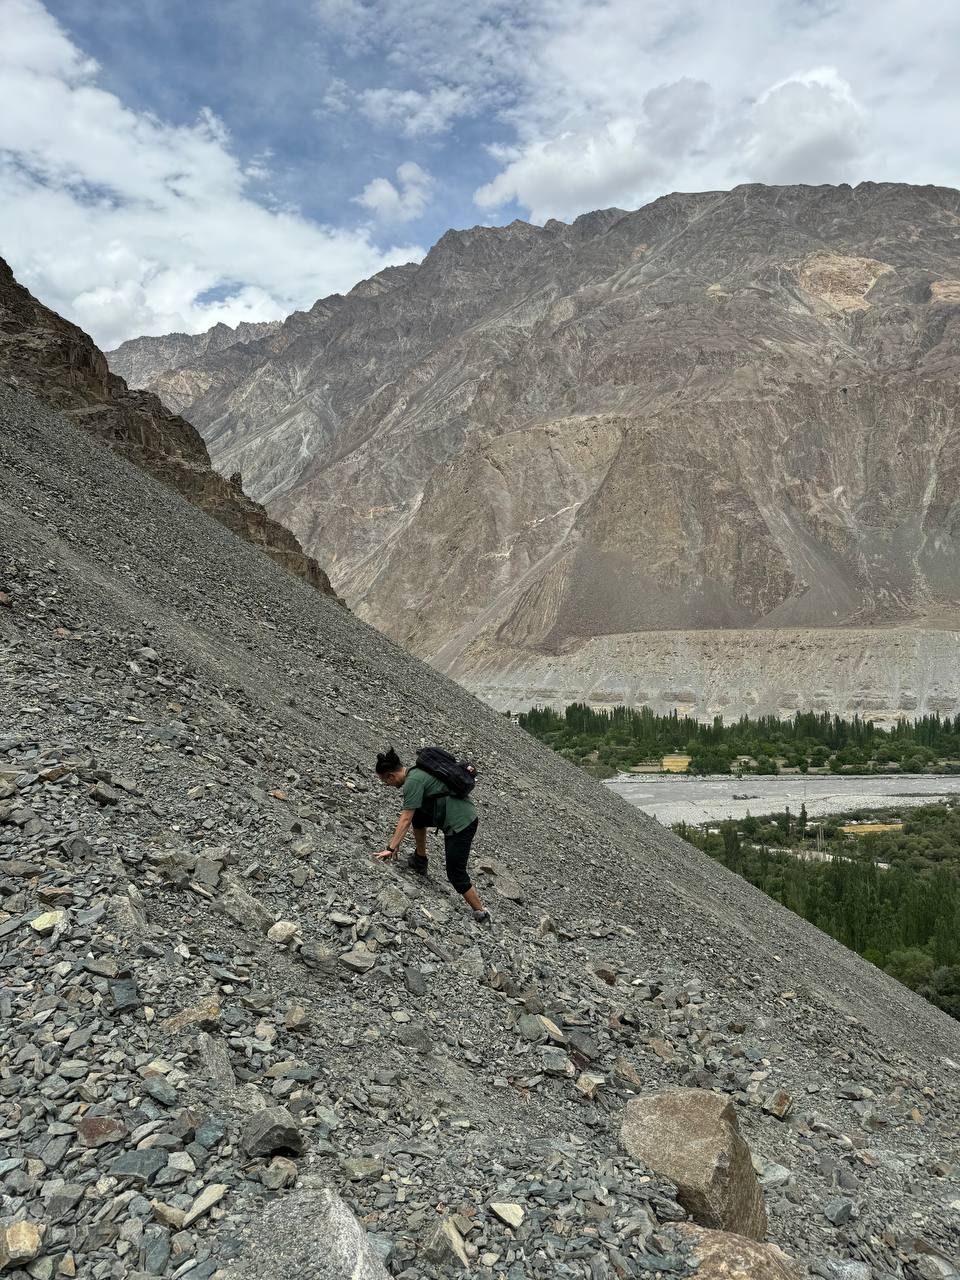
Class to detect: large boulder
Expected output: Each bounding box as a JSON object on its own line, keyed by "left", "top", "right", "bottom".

{"left": 620, "top": 1089, "right": 767, "bottom": 1239}
{"left": 673, "top": 1224, "right": 802, "bottom": 1279}
{"left": 221, "top": 1187, "right": 389, "bottom": 1279}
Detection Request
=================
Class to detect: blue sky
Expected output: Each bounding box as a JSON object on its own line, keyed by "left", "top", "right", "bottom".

{"left": 2, "top": 0, "right": 959, "bottom": 347}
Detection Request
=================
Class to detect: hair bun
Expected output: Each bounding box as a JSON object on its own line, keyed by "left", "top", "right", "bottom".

{"left": 375, "top": 746, "right": 402, "bottom": 774}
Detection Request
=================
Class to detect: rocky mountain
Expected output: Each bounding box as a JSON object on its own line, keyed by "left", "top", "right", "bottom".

{"left": 3, "top": 379, "right": 960, "bottom": 1279}
{"left": 108, "top": 320, "right": 281, "bottom": 412}
{"left": 109, "top": 183, "right": 960, "bottom": 719}
{"left": 0, "top": 259, "right": 331, "bottom": 597}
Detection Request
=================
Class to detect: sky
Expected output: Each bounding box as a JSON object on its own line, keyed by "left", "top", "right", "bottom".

{"left": 1, "top": 0, "right": 959, "bottom": 350}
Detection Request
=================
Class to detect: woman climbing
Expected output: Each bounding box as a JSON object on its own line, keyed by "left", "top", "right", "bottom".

{"left": 374, "top": 746, "right": 491, "bottom": 925}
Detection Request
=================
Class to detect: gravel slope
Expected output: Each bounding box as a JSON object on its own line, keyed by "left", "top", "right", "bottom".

{"left": 1, "top": 383, "right": 958, "bottom": 1280}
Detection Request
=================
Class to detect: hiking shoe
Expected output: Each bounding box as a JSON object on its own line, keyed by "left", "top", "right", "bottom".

{"left": 407, "top": 854, "right": 429, "bottom": 876}
{"left": 472, "top": 909, "right": 492, "bottom": 927}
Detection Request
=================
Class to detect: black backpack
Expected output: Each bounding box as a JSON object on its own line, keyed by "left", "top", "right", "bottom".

{"left": 415, "top": 746, "right": 477, "bottom": 798}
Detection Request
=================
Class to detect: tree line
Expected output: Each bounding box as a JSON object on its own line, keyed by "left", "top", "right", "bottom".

{"left": 515, "top": 704, "right": 960, "bottom": 776}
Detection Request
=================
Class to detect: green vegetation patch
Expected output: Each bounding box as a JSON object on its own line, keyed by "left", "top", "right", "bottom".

{"left": 677, "top": 802, "right": 960, "bottom": 1023}
{"left": 515, "top": 704, "right": 960, "bottom": 776}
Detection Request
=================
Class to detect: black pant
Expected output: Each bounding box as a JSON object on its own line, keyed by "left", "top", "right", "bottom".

{"left": 412, "top": 810, "right": 478, "bottom": 894}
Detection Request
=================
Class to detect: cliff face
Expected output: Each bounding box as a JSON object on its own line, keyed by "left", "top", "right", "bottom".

{"left": 107, "top": 319, "right": 281, "bottom": 412}
{"left": 0, "top": 258, "right": 334, "bottom": 597}
{"left": 107, "top": 184, "right": 960, "bottom": 715}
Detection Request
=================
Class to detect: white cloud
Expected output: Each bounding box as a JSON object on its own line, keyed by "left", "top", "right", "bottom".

{"left": 476, "top": 122, "right": 664, "bottom": 223}
{"left": 353, "top": 162, "right": 435, "bottom": 222}
{"left": 358, "top": 85, "right": 473, "bottom": 137}
{"left": 0, "top": 0, "right": 423, "bottom": 348}
{"left": 475, "top": 79, "right": 718, "bottom": 222}
{"left": 462, "top": 0, "right": 960, "bottom": 221}
{"left": 742, "top": 68, "right": 866, "bottom": 185}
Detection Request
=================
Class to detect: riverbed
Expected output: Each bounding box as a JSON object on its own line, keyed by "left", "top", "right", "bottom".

{"left": 605, "top": 772, "right": 960, "bottom": 826}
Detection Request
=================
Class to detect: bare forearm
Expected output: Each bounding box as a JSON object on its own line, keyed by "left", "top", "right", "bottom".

{"left": 388, "top": 810, "right": 414, "bottom": 851}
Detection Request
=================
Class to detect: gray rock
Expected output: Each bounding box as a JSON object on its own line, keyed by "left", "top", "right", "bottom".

{"left": 823, "top": 1198, "right": 856, "bottom": 1227}
{"left": 339, "top": 943, "right": 377, "bottom": 973}
{"left": 110, "top": 976, "right": 141, "bottom": 1011}
{"left": 142, "top": 1075, "right": 178, "bottom": 1106}
{"left": 220, "top": 1188, "right": 389, "bottom": 1279}
{"left": 376, "top": 885, "right": 408, "bottom": 918}
{"left": 108, "top": 1150, "right": 168, "bottom": 1186}
{"left": 404, "top": 965, "right": 428, "bottom": 996}
{"left": 299, "top": 941, "right": 338, "bottom": 973}
{"left": 196, "top": 1032, "right": 237, "bottom": 1091}
{"left": 240, "top": 1106, "right": 304, "bottom": 1157}
{"left": 397, "top": 1024, "right": 434, "bottom": 1054}
{"left": 812, "top": 1259, "right": 872, "bottom": 1280}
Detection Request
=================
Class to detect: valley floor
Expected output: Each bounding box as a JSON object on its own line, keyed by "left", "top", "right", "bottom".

{"left": 606, "top": 773, "right": 960, "bottom": 826}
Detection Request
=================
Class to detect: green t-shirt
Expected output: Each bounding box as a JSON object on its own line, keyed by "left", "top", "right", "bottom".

{"left": 402, "top": 767, "right": 477, "bottom": 834}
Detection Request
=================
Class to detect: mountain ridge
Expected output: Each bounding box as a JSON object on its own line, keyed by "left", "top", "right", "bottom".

{"left": 107, "top": 182, "right": 960, "bottom": 716}
{"left": 0, "top": 257, "right": 334, "bottom": 598}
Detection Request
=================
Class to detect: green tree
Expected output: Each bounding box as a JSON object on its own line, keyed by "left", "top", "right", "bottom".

{"left": 885, "top": 947, "right": 935, "bottom": 991}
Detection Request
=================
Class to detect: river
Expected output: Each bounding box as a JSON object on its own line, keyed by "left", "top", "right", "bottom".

{"left": 605, "top": 772, "right": 960, "bottom": 826}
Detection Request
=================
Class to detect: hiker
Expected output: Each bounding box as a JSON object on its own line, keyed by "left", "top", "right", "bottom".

{"left": 374, "top": 747, "right": 490, "bottom": 925}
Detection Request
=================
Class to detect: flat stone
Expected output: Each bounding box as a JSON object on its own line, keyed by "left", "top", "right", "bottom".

{"left": 196, "top": 1032, "right": 236, "bottom": 1090}
{"left": 76, "top": 1115, "right": 127, "bottom": 1148}
{"left": 299, "top": 941, "right": 337, "bottom": 974}
{"left": 540, "top": 1047, "right": 574, "bottom": 1076}
{"left": 339, "top": 944, "right": 376, "bottom": 973}
{"left": 575, "top": 1071, "right": 605, "bottom": 1099}
{"left": 110, "top": 977, "right": 141, "bottom": 1011}
{"left": 615, "top": 1056, "right": 645, "bottom": 1088}
{"left": 90, "top": 782, "right": 121, "bottom": 805}
{"left": 403, "top": 966, "right": 427, "bottom": 997}
{"left": 763, "top": 1090, "right": 793, "bottom": 1120}
{"left": 490, "top": 1202, "right": 524, "bottom": 1229}
{"left": 423, "top": 1217, "right": 470, "bottom": 1269}
{"left": 1, "top": 1221, "right": 43, "bottom": 1269}
{"left": 142, "top": 1076, "right": 178, "bottom": 1107}
{"left": 151, "top": 1202, "right": 186, "bottom": 1230}
{"left": 518, "top": 1013, "right": 547, "bottom": 1042}
{"left": 620, "top": 1089, "right": 767, "bottom": 1240}
{"left": 217, "top": 877, "right": 273, "bottom": 933}
{"left": 182, "top": 1183, "right": 228, "bottom": 1227}
{"left": 161, "top": 999, "right": 221, "bottom": 1034}
{"left": 216, "top": 1188, "right": 389, "bottom": 1278}
{"left": 284, "top": 1005, "right": 310, "bottom": 1032}
{"left": 29, "top": 911, "right": 67, "bottom": 936}
{"left": 342, "top": 1156, "right": 383, "bottom": 1181}
{"left": 260, "top": 1156, "right": 299, "bottom": 1190}
{"left": 649, "top": 1038, "right": 677, "bottom": 1063}
{"left": 823, "top": 1197, "right": 855, "bottom": 1226}
{"left": 108, "top": 1149, "right": 168, "bottom": 1186}
{"left": 538, "top": 1016, "right": 567, "bottom": 1044}
{"left": 397, "top": 1024, "right": 434, "bottom": 1054}
{"left": 376, "top": 885, "right": 408, "bottom": 919}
